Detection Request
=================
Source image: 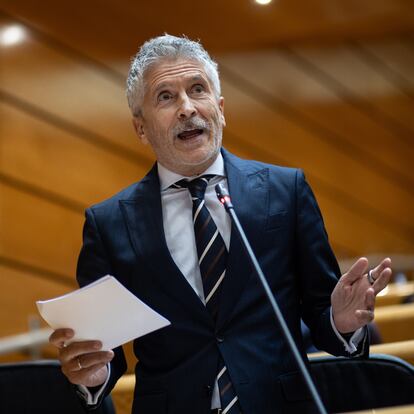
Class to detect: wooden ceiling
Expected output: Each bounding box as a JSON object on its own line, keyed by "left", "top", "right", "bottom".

{"left": 0, "top": 0, "right": 414, "bottom": 343}
{"left": 1, "top": 0, "right": 414, "bottom": 60}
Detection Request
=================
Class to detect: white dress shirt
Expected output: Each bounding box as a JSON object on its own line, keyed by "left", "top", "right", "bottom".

{"left": 158, "top": 153, "right": 231, "bottom": 303}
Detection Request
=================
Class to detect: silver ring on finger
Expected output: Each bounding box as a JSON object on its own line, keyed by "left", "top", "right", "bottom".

{"left": 367, "top": 269, "right": 376, "bottom": 285}
{"left": 77, "top": 357, "right": 82, "bottom": 370}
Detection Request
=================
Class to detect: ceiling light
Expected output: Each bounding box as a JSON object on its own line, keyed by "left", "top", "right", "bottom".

{"left": 0, "top": 25, "right": 26, "bottom": 47}
{"left": 255, "top": 0, "right": 273, "bottom": 5}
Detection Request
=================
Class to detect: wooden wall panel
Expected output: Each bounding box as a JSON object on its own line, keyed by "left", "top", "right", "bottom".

{"left": 290, "top": 44, "right": 414, "bottom": 126}
{"left": 313, "top": 187, "right": 414, "bottom": 255}
{"left": 290, "top": 44, "right": 403, "bottom": 95}
{"left": 219, "top": 49, "right": 414, "bottom": 161}
{"left": 0, "top": 265, "right": 71, "bottom": 336}
{"left": 297, "top": 99, "right": 414, "bottom": 169}
{"left": 0, "top": 183, "right": 82, "bottom": 276}
{"left": 0, "top": 102, "right": 151, "bottom": 206}
{"left": 371, "top": 94, "right": 414, "bottom": 131}
{"left": 0, "top": 18, "right": 152, "bottom": 161}
{"left": 360, "top": 40, "right": 414, "bottom": 86}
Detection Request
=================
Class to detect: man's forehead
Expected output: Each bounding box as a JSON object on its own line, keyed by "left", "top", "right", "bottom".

{"left": 145, "top": 59, "right": 209, "bottom": 91}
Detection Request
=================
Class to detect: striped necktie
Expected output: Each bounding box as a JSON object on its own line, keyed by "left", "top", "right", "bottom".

{"left": 173, "top": 176, "right": 242, "bottom": 413}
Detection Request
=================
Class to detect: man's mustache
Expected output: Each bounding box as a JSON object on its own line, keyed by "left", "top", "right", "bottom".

{"left": 173, "top": 118, "right": 210, "bottom": 135}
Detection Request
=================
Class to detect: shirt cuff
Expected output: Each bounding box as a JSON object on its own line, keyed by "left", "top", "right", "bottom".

{"left": 77, "top": 364, "right": 111, "bottom": 405}
{"left": 330, "top": 307, "right": 365, "bottom": 354}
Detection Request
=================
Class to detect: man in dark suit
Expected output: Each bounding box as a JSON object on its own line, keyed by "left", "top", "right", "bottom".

{"left": 50, "top": 35, "right": 392, "bottom": 413}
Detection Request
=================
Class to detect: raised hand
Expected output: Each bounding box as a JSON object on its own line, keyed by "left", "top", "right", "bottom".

{"left": 49, "top": 328, "right": 114, "bottom": 387}
{"left": 331, "top": 257, "right": 392, "bottom": 334}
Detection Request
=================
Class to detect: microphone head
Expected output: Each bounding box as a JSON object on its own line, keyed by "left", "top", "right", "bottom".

{"left": 215, "top": 182, "right": 229, "bottom": 199}
{"left": 215, "top": 183, "right": 233, "bottom": 210}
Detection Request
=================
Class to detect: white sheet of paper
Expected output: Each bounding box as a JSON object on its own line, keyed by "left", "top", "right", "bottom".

{"left": 36, "top": 275, "right": 170, "bottom": 350}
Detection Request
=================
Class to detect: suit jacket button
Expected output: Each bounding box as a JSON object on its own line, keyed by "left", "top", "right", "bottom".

{"left": 216, "top": 336, "right": 224, "bottom": 343}
{"left": 205, "top": 385, "right": 212, "bottom": 396}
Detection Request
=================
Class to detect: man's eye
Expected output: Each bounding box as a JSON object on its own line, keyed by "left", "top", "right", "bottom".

{"left": 158, "top": 92, "right": 172, "bottom": 101}
{"left": 191, "top": 84, "right": 205, "bottom": 94}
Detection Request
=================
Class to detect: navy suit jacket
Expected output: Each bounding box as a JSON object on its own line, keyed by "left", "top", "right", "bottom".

{"left": 77, "top": 149, "right": 360, "bottom": 413}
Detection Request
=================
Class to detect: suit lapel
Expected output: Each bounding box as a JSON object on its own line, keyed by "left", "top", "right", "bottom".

{"left": 119, "top": 164, "right": 211, "bottom": 324}
{"left": 217, "top": 150, "right": 269, "bottom": 330}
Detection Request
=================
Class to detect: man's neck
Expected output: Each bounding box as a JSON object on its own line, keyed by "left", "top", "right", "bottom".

{"left": 162, "top": 154, "right": 220, "bottom": 178}
{"left": 157, "top": 152, "right": 225, "bottom": 191}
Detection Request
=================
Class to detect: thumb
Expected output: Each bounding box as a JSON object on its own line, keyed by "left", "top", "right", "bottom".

{"left": 340, "top": 257, "right": 369, "bottom": 285}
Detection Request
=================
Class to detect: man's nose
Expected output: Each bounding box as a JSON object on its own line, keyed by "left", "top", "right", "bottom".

{"left": 177, "top": 94, "right": 196, "bottom": 119}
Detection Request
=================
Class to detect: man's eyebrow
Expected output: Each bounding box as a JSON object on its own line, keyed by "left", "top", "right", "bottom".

{"left": 191, "top": 75, "right": 205, "bottom": 82}
{"left": 152, "top": 82, "right": 172, "bottom": 95}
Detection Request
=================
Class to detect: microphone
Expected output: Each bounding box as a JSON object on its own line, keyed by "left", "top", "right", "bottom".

{"left": 215, "top": 182, "right": 233, "bottom": 211}
{"left": 215, "top": 183, "right": 327, "bottom": 414}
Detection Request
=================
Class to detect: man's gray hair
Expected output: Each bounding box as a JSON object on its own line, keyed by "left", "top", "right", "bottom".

{"left": 126, "top": 34, "right": 221, "bottom": 116}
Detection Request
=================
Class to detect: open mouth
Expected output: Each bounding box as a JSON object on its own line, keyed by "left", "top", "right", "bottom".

{"left": 177, "top": 129, "right": 204, "bottom": 140}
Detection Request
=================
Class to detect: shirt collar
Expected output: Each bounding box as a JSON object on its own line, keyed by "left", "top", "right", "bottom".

{"left": 158, "top": 152, "right": 225, "bottom": 191}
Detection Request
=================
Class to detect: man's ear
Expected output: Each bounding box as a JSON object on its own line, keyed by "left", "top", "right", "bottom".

{"left": 219, "top": 96, "right": 226, "bottom": 127}
{"left": 132, "top": 116, "right": 148, "bottom": 144}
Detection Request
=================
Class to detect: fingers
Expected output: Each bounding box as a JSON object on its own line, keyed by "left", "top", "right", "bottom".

{"left": 372, "top": 267, "right": 392, "bottom": 294}
{"left": 59, "top": 339, "right": 113, "bottom": 374}
{"left": 340, "top": 257, "right": 369, "bottom": 286}
{"left": 59, "top": 341, "right": 113, "bottom": 386}
{"left": 49, "top": 328, "right": 114, "bottom": 386}
{"left": 355, "top": 288, "right": 376, "bottom": 326}
{"left": 365, "top": 287, "right": 375, "bottom": 311}
{"left": 49, "top": 328, "right": 74, "bottom": 349}
{"left": 75, "top": 351, "right": 114, "bottom": 372}
{"left": 49, "top": 329, "right": 107, "bottom": 368}
{"left": 60, "top": 340, "right": 102, "bottom": 364}
{"left": 63, "top": 350, "right": 114, "bottom": 375}
{"left": 371, "top": 257, "right": 392, "bottom": 279}
{"left": 370, "top": 257, "right": 392, "bottom": 294}
{"left": 48, "top": 327, "right": 114, "bottom": 388}
{"left": 61, "top": 346, "right": 113, "bottom": 386}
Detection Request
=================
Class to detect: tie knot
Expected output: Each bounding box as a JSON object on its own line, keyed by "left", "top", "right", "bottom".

{"left": 174, "top": 175, "right": 215, "bottom": 200}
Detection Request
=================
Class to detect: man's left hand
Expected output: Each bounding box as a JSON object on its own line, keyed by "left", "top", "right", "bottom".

{"left": 331, "top": 257, "right": 392, "bottom": 334}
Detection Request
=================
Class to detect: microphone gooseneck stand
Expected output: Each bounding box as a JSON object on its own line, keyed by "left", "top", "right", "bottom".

{"left": 215, "top": 183, "right": 327, "bottom": 414}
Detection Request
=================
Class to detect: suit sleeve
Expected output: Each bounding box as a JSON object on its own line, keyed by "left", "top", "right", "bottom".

{"left": 294, "top": 170, "right": 368, "bottom": 357}
{"left": 76, "top": 207, "right": 127, "bottom": 407}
